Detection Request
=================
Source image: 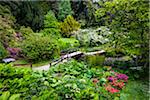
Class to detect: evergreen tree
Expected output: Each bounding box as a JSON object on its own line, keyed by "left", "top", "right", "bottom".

{"left": 58, "top": 0, "right": 73, "bottom": 21}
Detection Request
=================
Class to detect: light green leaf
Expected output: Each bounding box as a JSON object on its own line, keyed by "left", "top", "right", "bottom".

{"left": 0, "top": 91, "right": 10, "bottom": 100}
{"left": 9, "top": 94, "right": 20, "bottom": 100}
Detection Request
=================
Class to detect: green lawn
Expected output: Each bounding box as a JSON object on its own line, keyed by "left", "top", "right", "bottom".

{"left": 10, "top": 59, "right": 51, "bottom": 68}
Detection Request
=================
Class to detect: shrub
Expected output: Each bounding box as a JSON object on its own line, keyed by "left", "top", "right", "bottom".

{"left": 41, "top": 10, "right": 61, "bottom": 38}
{"left": 0, "top": 15, "right": 15, "bottom": 48}
{"left": 40, "top": 28, "right": 60, "bottom": 39}
{"left": 58, "top": 38, "right": 80, "bottom": 51}
{"left": 60, "top": 15, "right": 80, "bottom": 37}
{"left": 20, "top": 34, "right": 60, "bottom": 62}
{"left": 44, "top": 10, "right": 59, "bottom": 29}
{"left": 19, "top": 26, "right": 34, "bottom": 38}
{"left": 0, "top": 42, "right": 8, "bottom": 60}
{"left": 75, "top": 26, "right": 112, "bottom": 47}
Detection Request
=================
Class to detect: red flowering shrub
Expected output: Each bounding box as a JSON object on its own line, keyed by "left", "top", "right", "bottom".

{"left": 105, "top": 70, "right": 128, "bottom": 93}
{"left": 111, "top": 81, "right": 125, "bottom": 89}
{"left": 105, "top": 85, "right": 119, "bottom": 93}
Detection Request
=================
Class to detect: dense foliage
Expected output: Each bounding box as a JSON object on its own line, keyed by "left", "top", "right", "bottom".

{"left": 0, "top": 0, "right": 149, "bottom": 99}
{"left": 58, "top": 0, "right": 73, "bottom": 21}
{"left": 18, "top": 26, "right": 34, "bottom": 38}
{"left": 42, "top": 10, "right": 60, "bottom": 37}
{"left": 95, "top": 0, "right": 149, "bottom": 66}
{"left": 0, "top": 60, "right": 128, "bottom": 99}
{"left": 60, "top": 15, "right": 80, "bottom": 37}
{"left": 0, "top": 43, "right": 8, "bottom": 60}
{"left": 3, "top": 1, "right": 46, "bottom": 31}
{"left": 75, "top": 26, "right": 112, "bottom": 47}
{"left": 0, "top": 4, "right": 15, "bottom": 48}
{"left": 20, "top": 34, "right": 60, "bottom": 62}
{"left": 58, "top": 38, "right": 80, "bottom": 51}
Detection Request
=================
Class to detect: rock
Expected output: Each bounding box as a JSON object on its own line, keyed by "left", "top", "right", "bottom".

{"left": 2, "top": 58, "right": 16, "bottom": 63}
{"left": 104, "top": 56, "right": 135, "bottom": 68}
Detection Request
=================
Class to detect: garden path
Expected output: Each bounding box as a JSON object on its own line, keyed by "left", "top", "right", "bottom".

{"left": 33, "top": 50, "right": 105, "bottom": 71}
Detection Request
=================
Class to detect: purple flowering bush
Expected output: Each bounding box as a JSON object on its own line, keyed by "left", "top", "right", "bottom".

{"left": 116, "top": 73, "right": 128, "bottom": 82}
{"left": 7, "top": 47, "right": 21, "bottom": 58}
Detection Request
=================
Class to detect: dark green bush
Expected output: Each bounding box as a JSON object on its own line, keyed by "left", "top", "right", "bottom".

{"left": 41, "top": 10, "right": 61, "bottom": 38}
{"left": 58, "top": 0, "right": 73, "bottom": 21}
{"left": 20, "top": 34, "right": 60, "bottom": 62}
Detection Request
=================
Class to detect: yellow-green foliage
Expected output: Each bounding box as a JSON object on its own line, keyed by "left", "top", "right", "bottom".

{"left": 60, "top": 15, "right": 80, "bottom": 37}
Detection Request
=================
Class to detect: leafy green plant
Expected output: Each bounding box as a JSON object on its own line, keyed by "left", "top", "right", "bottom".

{"left": 41, "top": 10, "right": 61, "bottom": 38}
{"left": 58, "top": 0, "right": 73, "bottom": 21}
{"left": 0, "top": 91, "right": 20, "bottom": 100}
{"left": 60, "top": 15, "right": 80, "bottom": 37}
{"left": 20, "top": 34, "right": 60, "bottom": 62}
{"left": 95, "top": 0, "right": 149, "bottom": 67}
{"left": 19, "top": 26, "right": 34, "bottom": 38}
{"left": 75, "top": 26, "right": 112, "bottom": 47}
{"left": 0, "top": 60, "right": 147, "bottom": 99}
{"left": 58, "top": 38, "right": 80, "bottom": 51}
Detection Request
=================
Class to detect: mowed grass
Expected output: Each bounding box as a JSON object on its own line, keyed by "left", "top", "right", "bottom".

{"left": 10, "top": 59, "right": 51, "bottom": 68}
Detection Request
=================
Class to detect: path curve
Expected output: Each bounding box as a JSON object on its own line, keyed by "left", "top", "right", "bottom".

{"left": 33, "top": 50, "right": 105, "bottom": 71}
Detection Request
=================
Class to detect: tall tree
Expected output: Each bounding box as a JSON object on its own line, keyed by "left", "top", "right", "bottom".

{"left": 95, "top": 0, "right": 149, "bottom": 67}
{"left": 1, "top": 1, "right": 50, "bottom": 31}
{"left": 58, "top": 0, "right": 73, "bottom": 21}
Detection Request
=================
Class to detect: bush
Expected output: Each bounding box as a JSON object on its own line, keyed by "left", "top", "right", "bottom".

{"left": 58, "top": 38, "right": 80, "bottom": 51}
{"left": 0, "top": 15, "right": 15, "bottom": 48}
{"left": 41, "top": 10, "right": 61, "bottom": 38}
{"left": 75, "top": 26, "right": 112, "bottom": 47}
{"left": 20, "top": 34, "right": 60, "bottom": 62}
{"left": 60, "top": 15, "right": 80, "bottom": 37}
{"left": 19, "top": 26, "right": 34, "bottom": 38}
{"left": 0, "top": 42, "right": 8, "bottom": 60}
{"left": 44, "top": 10, "right": 59, "bottom": 29}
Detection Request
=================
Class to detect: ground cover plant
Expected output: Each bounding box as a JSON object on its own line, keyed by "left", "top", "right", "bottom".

{"left": 0, "top": 60, "right": 130, "bottom": 99}
{"left": 0, "top": 60, "right": 149, "bottom": 99}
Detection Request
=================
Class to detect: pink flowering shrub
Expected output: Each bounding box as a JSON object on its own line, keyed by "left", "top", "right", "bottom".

{"left": 105, "top": 85, "right": 119, "bottom": 93}
{"left": 105, "top": 69, "right": 128, "bottom": 93}
{"left": 107, "top": 76, "right": 117, "bottom": 82}
{"left": 7, "top": 47, "right": 21, "bottom": 58}
{"left": 116, "top": 73, "right": 128, "bottom": 82}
